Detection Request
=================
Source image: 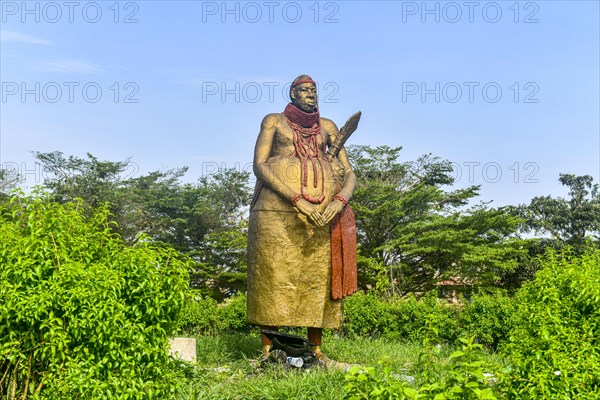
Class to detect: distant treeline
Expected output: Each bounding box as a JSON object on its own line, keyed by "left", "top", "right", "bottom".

{"left": 2, "top": 147, "right": 598, "bottom": 299}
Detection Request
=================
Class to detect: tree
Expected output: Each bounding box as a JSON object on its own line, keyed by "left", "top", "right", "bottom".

{"left": 32, "top": 150, "right": 132, "bottom": 208}
{"left": 194, "top": 220, "right": 249, "bottom": 301}
{"left": 31, "top": 150, "right": 152, "bottom": 243}
{"left": 0, "top": 166, "right": 19, "bottom": 200}
{"left": 32, "top": 151, "right": 252, "bottom": 298}
{"left": 147, "top": 169, "right": 251, "bottom": 299}
{"left": 520, "top": 173, "right": 600, "bottom": 251}
{"left": 347, "top": 145, "right": 524, "bottom": 296}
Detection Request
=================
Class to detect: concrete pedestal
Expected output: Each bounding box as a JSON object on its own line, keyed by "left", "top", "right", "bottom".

{"left": 168, "top": 337, "right": 197, "bottom": 363}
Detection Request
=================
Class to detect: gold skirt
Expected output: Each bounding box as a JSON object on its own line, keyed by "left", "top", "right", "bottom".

{"left": 246, "top": 209, "right": 343, "bottom": 328}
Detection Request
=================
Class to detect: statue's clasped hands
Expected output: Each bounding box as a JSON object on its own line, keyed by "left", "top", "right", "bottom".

{"left": 295, "top": 198, "right": 345, "bottom": 227}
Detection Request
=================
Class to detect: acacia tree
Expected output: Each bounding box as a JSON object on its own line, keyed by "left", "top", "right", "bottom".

{"left": 32, "top": 151, "right": 252, "bottom": 299}
{"left": 0, "top": 167, "right": 19, "bottom": 200}
{"left": 141, "top": 169, "right": 251, "bottom": 300}
{"left": 348, "top": 145, "right": 524, "bottom": 296}
{"left": 32, "top": 151, "right": 131, "bottom": 205}
{"left": 520, "top": 173, "right": 600, "bottom": 251}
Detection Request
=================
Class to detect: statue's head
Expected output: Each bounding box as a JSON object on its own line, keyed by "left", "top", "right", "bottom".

{"left": 290, "top": 74, "right": 317, "bottom": 113}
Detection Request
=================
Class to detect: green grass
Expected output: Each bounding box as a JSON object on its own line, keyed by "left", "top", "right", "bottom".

{"left": 175, "top": 333, "right": 506, "bottom": 400}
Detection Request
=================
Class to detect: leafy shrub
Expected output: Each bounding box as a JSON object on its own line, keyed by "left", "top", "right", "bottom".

{"left": 344, "top": 365, "right": 414, "bottom": 400}
{"left": 177, "top": 291, "right": 220, "bottom": 335}
{"left": 500, "top": 249, "right": 600, "bottom": 398}
{"left": 216, "top": 292, "right": 252, "bottom": 333}
{"left": 0, "top": 193, "right": 191, "bottom": 399}
{"left": 343, "top": 291, "right": 397, "bottom": 337}
{"left": 344, "top": 337, "right": 499, "bottom": 399}
{"left": 176, "top": 291, "right": 252, "bottom": 335}
{"left": 343, "top": 292, "right": 461, "bottom": 344}
{"left": 344, "top": 290, "right": 518, "bottom": 350}
{"left": 179, "top": 285, "right": 515, "bottom": 352}
{"left": 418, "top": 337, "right": 499, "bottom": 399}
{"left": 457, "top": 291, "right": 516, "bottom": 351}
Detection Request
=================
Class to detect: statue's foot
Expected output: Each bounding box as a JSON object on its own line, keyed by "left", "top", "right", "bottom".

{"left": 268, "top": 349, "right": 287, "bottom": 364}
{"left": 257, "top": 344, "right": 272, "bottom": 364}
{"left": 314, "top": 351, "right": 352, "bottom": 371}
{"left": 257, "top": 353, "right": 269, "bottom": 364}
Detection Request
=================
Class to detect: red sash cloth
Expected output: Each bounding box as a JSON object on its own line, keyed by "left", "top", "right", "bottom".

{"left": 330, "top": 206, "right": 358, "bottom": 300}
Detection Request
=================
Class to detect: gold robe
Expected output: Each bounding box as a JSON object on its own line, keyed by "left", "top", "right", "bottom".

{"left": 247, "top": 129, "right": 343, "bottom": 328}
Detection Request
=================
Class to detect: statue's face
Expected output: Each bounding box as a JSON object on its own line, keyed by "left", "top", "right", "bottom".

{"left": 292, "top": 83, "right": 318, "bottom": 112}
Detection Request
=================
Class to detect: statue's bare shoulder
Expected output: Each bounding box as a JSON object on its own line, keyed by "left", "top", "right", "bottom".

{"left": 320, "top": 117, "right": 338, "bottom": 131}
{"left": 320, "top": 117, "right": 340, "bottom": 143}
{"left": 261, "top": 113, "right": 286, "bottom": 129}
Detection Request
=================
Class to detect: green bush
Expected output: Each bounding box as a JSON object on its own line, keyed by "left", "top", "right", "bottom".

{"left": 343, "top": 292, "right": 461, "bottom": 344}
{"left": 176, "top": 291, "right": 252, "bottom": 335}
{"left": 179, "top": 283, "right": 516, "bottom": 352}
{"left": 457, "top": 291, "right": 516, "bottom": 351}
{"left": 178, "top": 287, "right": 516, "bottom": 353}
{"left": 500, "top": 249, "right": 600, "bottom": 398}
{"left": 344, "top": 337, "right": 500, "bottom": 399}
{"left": 217, "top": 292, "right": 252, "bottom": 333}
{"left": 0, "top": 193, "right": 191, "bottom": 399}
{"left": 344, "top": 365, "right": 414, "bottom": 399}
{"left": 177, "top": 291, "right": 220, "bottom": 335}
{"left": 343, "top": 291, "right": 397, "bottom": 337}
{"left": 344, "top": 290, "right": 519, "bottom": 350}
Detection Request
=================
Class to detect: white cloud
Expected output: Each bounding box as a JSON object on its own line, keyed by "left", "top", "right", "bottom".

{"left": 34, "top": 59, "right": 102, "bottom": 74}
{"left": 0, "top": 31, "right": 52, "bottom": 45}
{"left": 163, "top": 68, "right": 285, "bottom": 87}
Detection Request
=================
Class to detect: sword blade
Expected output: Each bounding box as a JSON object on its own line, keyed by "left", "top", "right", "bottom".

{"left": 328, "top": 111, "right": 362, "bottom": 157}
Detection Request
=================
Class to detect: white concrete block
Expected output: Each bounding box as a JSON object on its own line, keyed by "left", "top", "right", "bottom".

{"left": 169, "top": 337, "right": 197, "bottom": 363}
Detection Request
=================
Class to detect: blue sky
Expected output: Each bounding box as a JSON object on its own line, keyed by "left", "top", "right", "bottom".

{"left": 1, "top": 0, "right": 599, "bottom": 206}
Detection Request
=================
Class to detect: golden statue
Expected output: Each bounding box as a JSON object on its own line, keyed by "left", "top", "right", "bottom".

{"left": 247, "top": 74, "right": 360, "bottom": 363}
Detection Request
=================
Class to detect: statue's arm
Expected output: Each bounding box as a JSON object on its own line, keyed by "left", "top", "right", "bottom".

{"left": 253, "top": 114, "right": 296, "bottom": 202}
{"left": 320, "top": 119, "right": 358, "bottom": 224}
{"left": 254, "top": 114, "right": 326, "bottom": 226}
{"left": 323, "top": 119, "right": 358, "bottom": 201}
{"left": 336, "top": 147, "right": 358, "bottom": 201}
